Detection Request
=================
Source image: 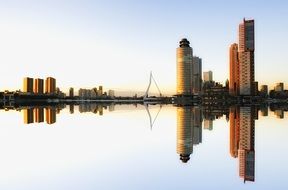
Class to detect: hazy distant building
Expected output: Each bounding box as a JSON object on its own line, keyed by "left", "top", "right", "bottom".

{"left": 177, "top": 106, "right": 193, "bottom": 163}
{"left": 176, "top": 38, "right": 193, "bottom": 95}
{"left": 45, "top": 77, "right": 56, "bottom": 94}
{"left": 260, "top": 85, "right": 268, "bottom": 97}
{"left": 23, "top": 77, "right": 34, "bottom": 93}
{"left": 34, "top": 108, "right": 44, "bottom": 123}
{"left": 45, "top": 107, "right": 56, "bottom": 124}
{"left": 108, "top": 90, "right": 115, "bottom": 97}
{"left": 23, "top": 108, "right": 34, "bottom": 124}
{"left": 34, "top": 78, "right": 44, "bottom": 94}
{"left": 192, "top": 56, "right": 202, "bottom": 94}
{"left": 69, "top": 87, "right": 74, "bottom": 97}
{"left": 229, "top": 43, "right": 239, "bottom": 95}
{"left": 203, "top": 71, "right": 213, "bottom": 82}
{"left": 238, "top": 19, "right": 255, "bottom": 95}
{"left": 204, "top": 119, "right": 213, "bottom": 130}
{"left": 274, "top": 83, "right": 284, "bottom": 92}
{"left": 98, "top": 86, "right": 103, "bottom": 96}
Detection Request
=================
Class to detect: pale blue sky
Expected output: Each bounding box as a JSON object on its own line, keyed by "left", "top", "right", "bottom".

{"left": 0, "top": 0, "right": 287, "bottom": 94}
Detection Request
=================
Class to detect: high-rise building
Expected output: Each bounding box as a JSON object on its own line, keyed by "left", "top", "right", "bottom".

{"left": 34, "top": 78, "right": 44, "bottom": 94}
{"left": 274, "top": 82, "right": 284, "bottom": 92}
{"left": 177, "top": 106, "right": 193, "bottom": 163}
{"left": 176, "top": 38, "right": 193, "bottom": 95}
{"left": 98, "top": 86, "right": 103, "bottom": 96}
{"left": 192, "top": 106, "right": 202, "bottom": 145}
{"left": 260, "top": 85, "right": 268, "bottom": 97}
{"left": 69, "top": 87, "right": 74, "bottom": 97}
{"left": 204, "top": 119, "right": 213, "bottom": 130}
{"left": 23, "top": 77, "right": 34, "bottom": 93}
{"left": 192, "top": 56, "right": 202, "bottom": 94}
{"left": 229, "top": 43, "right": 239, "bottom": 95}
{"left": 108, "top": 90, "right": 115, "bottom": 97}
{"left": 203, "top": 71, "right": 213, "bottom": 82}
{"left": 45, "top": 77, "right": 56, "bottom": 94}
{"left": 238, "top": 19, "right": 255, "bottom": 95}
{"left": 23, "top": 108, "right": 34, "bottom": 124}
{"left": 34, "top": 107, "right": 44, "bottom": 123}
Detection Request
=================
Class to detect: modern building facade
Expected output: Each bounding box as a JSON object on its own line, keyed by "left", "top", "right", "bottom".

{"left": 176, "top": 38, "right": 193, "bottom": 95}
{"left": 69, "top": 87, "right": 74, "bottom": 97}
{"left": 34, "top": 78, "right": 44, "bottom": 94}
{"left": 45, "top": 77, "right": 56, "bottom": 94}
{"left": 203, "top": 71, "right": 213, "bottom": 82}
{"left": 238, "top": 19, "right": 255, "bottom": 95}
{"left": 192, "top": 56, "right": 202, "bottom": 94}
{"left": 23, "top": 77, "right": 34, "bottom": 93}
{"left": 229, "top": 43, "right": 239, "bottom": 95}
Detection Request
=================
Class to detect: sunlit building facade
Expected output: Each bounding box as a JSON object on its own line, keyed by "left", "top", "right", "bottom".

{"left": 229, "top": 43, "right": 239, "bottom": 96}
{"left": 34, "top": 107, "right": 44, "bottom": 123}
{"left": 45, "top": 77, "right": 56, "bottom": 94}
{"left": 45, "top": 107, "right": 56, "bottom": 124}
{"left": 34, "top": 78, "right": 44, "bottom": 94}
{"left": 176, "top": 38, "right": 193, "bottom": 95}
{"left": 203, "top": 71, "right": 213, "bottom": 82}
{"left": 239, "top": 19, "right": 255, "bottom": 95}
{"left": 23, "top": 77, "right": 34, "bottom": 93}
{"left": 23, "top": 108, "right": 34, "bottom": 124}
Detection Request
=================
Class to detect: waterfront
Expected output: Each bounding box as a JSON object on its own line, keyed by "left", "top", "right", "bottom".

{"left": 0, "top": 104, "right": 287, "bottom": 189}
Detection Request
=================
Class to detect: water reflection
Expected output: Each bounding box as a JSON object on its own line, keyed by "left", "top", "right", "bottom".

{"left": 1, "top": 102, "right": 288, "bottom": 184}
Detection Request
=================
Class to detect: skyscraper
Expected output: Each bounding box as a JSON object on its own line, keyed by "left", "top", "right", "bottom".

{"left": 23, "top": 108, "right": 34, "bottom": 124}
{"left": 203, "top": 71, "right": 213, "bottom": 82}
{"left": 229, "top": 43, "right": 239, "bottom": 95}
{"left": 23, "top": 77, "right": 34, "bottom": 93}
{"left": 45, "top": 77, "right": 56, "bottom": 94}
{"left": 34, "top": 78, "right": 44, "bottom": 94}
{"left": 192, "top": 56, "right": 202, "bottom": 94}
{"left": 176, "top": 38, "right": 193, "bottom": 95}
{"left": 34, "top": 107, "right": 44, "bottom": 123}
{"left": 238, "top": 19, "right": 255, "bottom": 95}
{"left": 45, "top": 107, "right": 56, "bottom": 124}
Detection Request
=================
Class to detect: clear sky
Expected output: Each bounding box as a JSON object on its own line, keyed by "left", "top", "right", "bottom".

{"left": 0, "top": 0, "right": 287, "bottom": 95}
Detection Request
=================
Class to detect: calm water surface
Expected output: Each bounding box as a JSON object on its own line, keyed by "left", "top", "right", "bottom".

{"left": 0, "top": 104, "right": 288, "bottom": 190}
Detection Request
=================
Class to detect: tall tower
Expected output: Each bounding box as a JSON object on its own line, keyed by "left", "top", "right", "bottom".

{"left": 176, "top": 38, "right": 193, "bottom": 95}
{"left": 238, "top": 19, "right": 255, "bottom": 95}
{"left": 192, "top": 56, "right": 202, "bottom": 94}
{"left": 45, "top": 77, "right": 56, "bottom": 94}
{"left": 229, "top": 43, "right": 239, "bottom": 95}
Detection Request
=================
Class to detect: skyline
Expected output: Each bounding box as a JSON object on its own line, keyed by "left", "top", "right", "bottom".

{"left": 1, "top": 1, "right": 288, "bottom": 94}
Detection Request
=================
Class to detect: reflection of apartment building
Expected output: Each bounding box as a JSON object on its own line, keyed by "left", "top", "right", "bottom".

{"left": 46, "top": 107, "right": 56, "bottom": 124}
{"left": 23, "top": 108, "right": 34, "bottom": 124}
{"left": 177, "top": 106, "right": 193, "bottom": 163}
{"left": 34, "top": 108, "right": 44, "bottom": 123}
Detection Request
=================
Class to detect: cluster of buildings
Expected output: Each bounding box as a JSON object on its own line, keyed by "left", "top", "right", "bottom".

{"left": 229, "top": 19, "right": 255, "bottom": 96}
{"left": 76, "top": 87, "right": 115, "bottom": 99}
{"left": 23, "top": 77, "right": 57, "bottom": 94}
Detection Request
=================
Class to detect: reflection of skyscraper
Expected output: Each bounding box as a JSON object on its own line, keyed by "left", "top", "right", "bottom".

{"left": 229, "top": 43, "right": 239, "bottom": 96}
{"left": 69, "top": 104, "right": 74, "bottom": 114}
{"left": 177, "top": 106, "right": 193, "bottom": 163}
{"left": 176, "top": 38, "right": 193, "bottom": 95}
{"left": 23, "top": 108, "right": 34, "bottom": 124}
{"left": 238, "top": 106, "right": 255, "bottom": 182}
{"left": 192, "top": 106, "right": 202, "bottom": 145}
{"left": 45, "top": 107, "right": 56, "bottom": 124}
{"left": 229, "top": 107, "right": 240, "bottom": 158}
{"left": 34, "top": 107, "right": 44, "bottom": 123}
